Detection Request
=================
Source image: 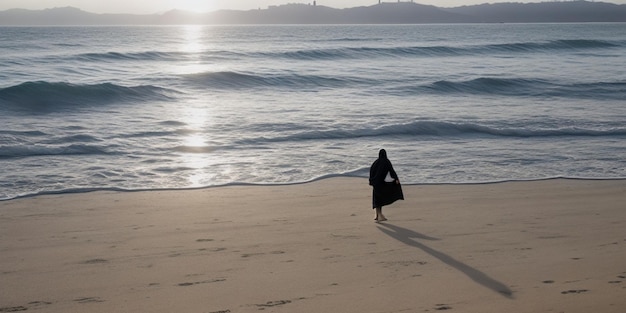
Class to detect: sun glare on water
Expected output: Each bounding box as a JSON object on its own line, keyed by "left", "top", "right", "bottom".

{"left": 178, "top": 106, "right": 217, "bottom": 186}
{"left": 181, "top": 25, "right": 204, "bottom": 53}
{"left": 183, "top": 134, "right": 207, "bottom": 148}
{"left": 173, "top": 25, "right": 216, "bottom": 75}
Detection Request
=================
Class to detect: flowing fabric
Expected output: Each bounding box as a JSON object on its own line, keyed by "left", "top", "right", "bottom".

{"left": 369, "top": 149, "right": 404, "bottom": 208}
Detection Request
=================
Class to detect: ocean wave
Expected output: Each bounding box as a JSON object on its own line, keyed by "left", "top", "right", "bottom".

{"left": 266, "top": 39, "right": 622, "bottom": 60}
{"left": 392, "top": 78, "right": 626, "bottom": 100}
{"left": 425, "top": 78, "right": 543, "bottom": 96}
{"left": 265, "top": 45, "right": 462, "bottom": 60}
{"left": 0, "top": 130, "right": 48, "bottom": 137}
{"left": 75, "top": 50, "right": 183, "bottom": 62}
{"left": 236, "top": 121, "right": 626, "bottom": 144}
{"left": 70, "top": 49, "right": 250, "bottom": 63}
{"left": 0, "top": 81, "right": 177, "bottom": 112}
{"left": 181, "top": 70, "right": 625, "bottom": 99}
{"left": 183, "top": 71, "right": 361, "bottom": 89}
{"left": 485, "top": 39, "right": 620, "bottom": 52}
{"left": 0, "top": 144, "right": 111, "bottom": 159}
{"left": 26, "top": 39, "right": 624, "bottom": 66}
{"left": 41, "top": 134, "right": 102, "bottom": 145}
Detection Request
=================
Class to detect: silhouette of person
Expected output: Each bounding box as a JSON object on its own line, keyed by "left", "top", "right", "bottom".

{"left": 369, "top": 149, "right": 404, "bottom": 221}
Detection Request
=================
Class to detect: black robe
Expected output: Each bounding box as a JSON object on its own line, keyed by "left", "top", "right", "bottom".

{"left": 369, "top": 150, "right": 404, "bottom": 208}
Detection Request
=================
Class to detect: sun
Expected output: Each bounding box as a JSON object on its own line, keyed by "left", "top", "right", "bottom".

{"left": 172, "top": 0, "right": 216, "bottom": 13}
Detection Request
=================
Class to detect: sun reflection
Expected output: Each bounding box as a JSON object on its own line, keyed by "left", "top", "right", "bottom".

{"left": 183, "top": 103, "right": 210, "bottom": 128}
{"left": 173, "top": 25, "right": 214, "bottom": 76}
{"left": 184, "top": 134, "right": 206, "bottom": 147}
{"left": 177, "top": 105, "right": 215, "bottom": 187}
{"left": 181, "top": 25, "right": 204, "bottom": 53}
{"left": 171, "top": 26, "right": 217, "bottom": 187}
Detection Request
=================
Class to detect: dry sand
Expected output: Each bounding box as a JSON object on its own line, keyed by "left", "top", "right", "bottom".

{"left": 1, "top": 178, "right": 625, "bottom": 312}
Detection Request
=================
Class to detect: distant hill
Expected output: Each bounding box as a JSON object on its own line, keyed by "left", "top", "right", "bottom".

{"left": 447, "top": 1, "right": 626, "bottom": 23}
{"left": 1, "top": 1, "right": 625, "bottom": 25}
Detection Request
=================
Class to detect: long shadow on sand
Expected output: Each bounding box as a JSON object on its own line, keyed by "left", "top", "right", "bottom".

{"left": 377, "top": 223, "right": 513, "bottom": 298}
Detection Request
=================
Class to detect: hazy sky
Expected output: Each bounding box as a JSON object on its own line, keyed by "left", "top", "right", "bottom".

{"left": 2, "top": 0, "right": 625, "bottom": 14}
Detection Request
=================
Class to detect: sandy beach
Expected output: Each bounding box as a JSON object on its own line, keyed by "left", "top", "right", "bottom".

{"left": 1, "top": 178, "right": 625, "bottom": 312}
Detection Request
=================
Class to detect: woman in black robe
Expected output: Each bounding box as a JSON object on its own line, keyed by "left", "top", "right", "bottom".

{"left": 369, "top": 149, "right": 404, "bottom": 221}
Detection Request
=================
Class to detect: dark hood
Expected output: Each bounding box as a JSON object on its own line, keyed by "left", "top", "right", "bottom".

{"left": 378, "top": 149, "right": 387, "bottom": 160}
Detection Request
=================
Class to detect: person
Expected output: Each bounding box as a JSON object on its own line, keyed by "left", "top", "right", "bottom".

{"left": 369, "top": 149, "right": 404, "bottom": 222}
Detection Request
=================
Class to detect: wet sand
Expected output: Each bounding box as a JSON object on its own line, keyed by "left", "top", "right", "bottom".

{"left": 1, "top": 178, "right": 625, "bottom": 312}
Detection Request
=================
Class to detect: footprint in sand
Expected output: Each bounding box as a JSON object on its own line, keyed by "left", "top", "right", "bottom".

{"left": 255, "top": 300, "right": 291, "bottom": 308}
{"left": 177, "top": 278, "right": 225, "bottom": 286}
{"left": 73, "top": 297, "right": 105, "bottom": 303}
{"left": 0, "top": 301, "right": 53, "bottom": 312}
{"left": 81, "top": 258, "right": 108, "bottom": 264}
{"left": 609, "top": 274, "right": 624, "bottom": 284}
{"left": 0, "top": 307, "right": 28, "bottom": 312}
{"left": 434, "top": 304, "right": 452, "bottom": 310}
{"left": 241, "top": 252, "right": 264, "bottom": 258}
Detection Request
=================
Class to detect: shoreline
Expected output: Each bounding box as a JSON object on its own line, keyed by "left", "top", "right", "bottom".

{"left": 1, "top": 178, "right": 625, "bottom": 312}
{"left": 3, "top": 175, "right": 626, "bottom": 202}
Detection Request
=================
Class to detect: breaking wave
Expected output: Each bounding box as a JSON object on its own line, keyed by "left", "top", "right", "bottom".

{"left": 0, "top": 81, "right": 177, "bottom": 112}
{"left": 183, "top": 71, "right": 364, "bottom": 89}
{"left": 236, "top": 121, "right": 626, "bottom": 144}
{"left": 390, "top": 78, "right": 626, "bottom": 100}
{"left": 266, "top": 39, "right": 623, "bottom": 60}
{"left": 75, "top": 50, "right": 183, "bottom": 62}
{"left": 64, "top": 39, "right": 621, "bottom": 64}
{"left": 181, "top": 71, "right": 626, "bottom": 100}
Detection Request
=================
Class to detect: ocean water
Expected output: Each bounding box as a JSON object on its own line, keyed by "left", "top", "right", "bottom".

{"left": 1, "top": 24, "right": 625, "bottom": 200}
